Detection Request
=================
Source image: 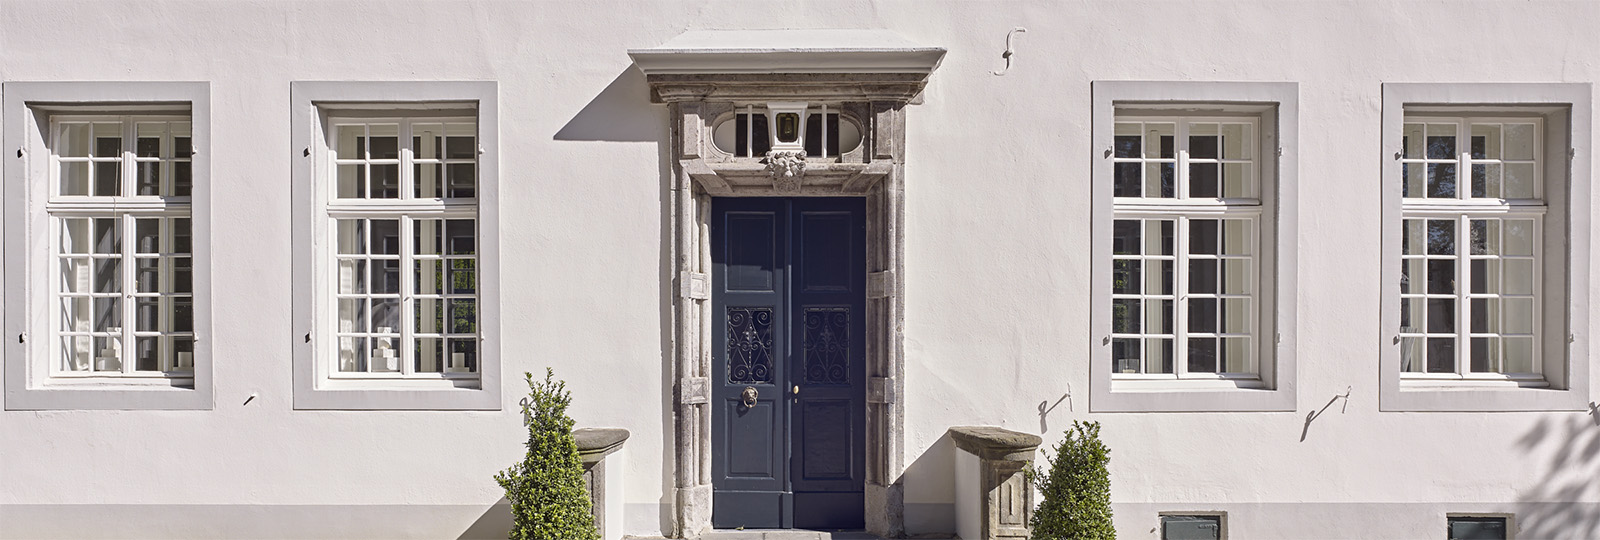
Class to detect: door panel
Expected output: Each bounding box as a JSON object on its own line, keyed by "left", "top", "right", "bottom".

{"left": 712, "top": 197, "right": 865, "bottom": 530}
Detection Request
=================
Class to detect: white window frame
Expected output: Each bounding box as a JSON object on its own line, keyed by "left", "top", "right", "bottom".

{"left": 1090, "top": 81, "right": 1298, "bottom": 412}
{"left": 3, "top": 81, "right": 213, "bottom": 410}
{"left": 1380, "top": 83, "right": 1591, "bottom": 412}
{"left": 290, "top": 81, "right": 500, "bottom": 410}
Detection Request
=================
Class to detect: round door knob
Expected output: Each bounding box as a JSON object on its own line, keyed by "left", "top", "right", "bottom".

{"left": 741, "top": 386, "right": 758, "bottom": 408}
{"left": 793, "top": 385, "right": 800, "bottom": 395}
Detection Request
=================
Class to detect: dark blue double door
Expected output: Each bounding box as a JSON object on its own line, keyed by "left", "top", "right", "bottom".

{"left": 712, "top": 197, "right": 866, "bottom": 530}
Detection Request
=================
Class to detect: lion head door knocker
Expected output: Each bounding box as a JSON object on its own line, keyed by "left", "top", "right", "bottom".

{"left": 741, "top": 386, "right": 759, "bottom": 409}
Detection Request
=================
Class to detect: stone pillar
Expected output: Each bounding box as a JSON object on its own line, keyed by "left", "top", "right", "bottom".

{"left": 575, "top": 428, "right": 630, "bottom": 540}
{"left": 949, "top": 426, "right": 1042, "bottom": 540}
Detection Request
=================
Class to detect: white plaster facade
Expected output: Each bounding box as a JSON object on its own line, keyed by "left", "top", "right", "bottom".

{"left": 1, "top": 1, "right": 1598, "bottom": 539}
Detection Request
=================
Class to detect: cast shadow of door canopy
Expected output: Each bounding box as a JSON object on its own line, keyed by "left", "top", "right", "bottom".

{"left": 555, "top": 67, "right": 667, "bottom": 142}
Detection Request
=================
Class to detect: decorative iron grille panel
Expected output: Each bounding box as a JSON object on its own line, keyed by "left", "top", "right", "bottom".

{"left": 727, "top": 307, "right": 774, "bottom": 384}
{"left": 803, "top": 307, "right": 850, "bottom": 384}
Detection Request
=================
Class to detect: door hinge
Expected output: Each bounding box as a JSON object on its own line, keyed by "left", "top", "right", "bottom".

{"left": 679, "top": 271, "right": 709, "bottom": 300}
{"left": 868, "top": 377, "right": 896, "bottom": 404}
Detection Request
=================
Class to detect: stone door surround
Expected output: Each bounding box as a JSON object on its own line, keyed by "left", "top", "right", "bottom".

{"left": 630, "top": 30, "right": 945, "bottom": 538}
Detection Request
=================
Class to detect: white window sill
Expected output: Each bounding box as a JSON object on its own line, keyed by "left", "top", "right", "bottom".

{"left": 318, "top": 376, "right": 481, "bottom": 391}
{"left": 1110, "top": 378, "right": 1266, "bottom": 391}
{"left": 1093, "top": 378, "right": 1293, "bottom": 412}
{"left": 1399, "top": 377, "right": 1550, "bottom": 389}
{"left": 35, "top": 376, "right": 195, "bottom": 389}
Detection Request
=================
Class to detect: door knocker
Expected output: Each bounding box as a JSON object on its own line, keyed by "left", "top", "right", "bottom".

{"left": 741, "top": 386, "right": 759, "bottom": 408}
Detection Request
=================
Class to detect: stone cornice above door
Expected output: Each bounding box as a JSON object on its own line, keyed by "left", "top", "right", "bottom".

{"left": 631, "top": 29, "right": 944, "bottom": 197}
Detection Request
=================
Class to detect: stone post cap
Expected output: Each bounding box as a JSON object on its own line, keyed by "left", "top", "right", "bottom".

{"left": 948, "top": 426, "right": 1042, "bottom": 462}
{"left": 574, "top": 427, "right": 630, "bottom": 463}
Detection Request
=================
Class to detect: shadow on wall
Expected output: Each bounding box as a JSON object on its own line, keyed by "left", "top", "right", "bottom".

{"left": 554, "top": 67, "right": 663, "bottom": 142}
{"left": 457, "top": 497, "right": 511, "bottom": 540}
{"left": 900, "top": 432, "right": 958, "bottom": 536}
{"left": 552, "top": 63, "right": 676, "bottom": 536}
{"left": 1514, "top": 405, "right": 1600, "bottom": 538}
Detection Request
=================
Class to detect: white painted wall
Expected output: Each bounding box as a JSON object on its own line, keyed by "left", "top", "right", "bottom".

{"left": 1, "top": 1, "right": 1597, "bottom": 538}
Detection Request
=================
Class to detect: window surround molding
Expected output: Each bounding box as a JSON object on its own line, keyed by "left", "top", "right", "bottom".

{"left": 290, "top": 81, "right": 500, "bottom": 410}
{"left": 3, "top": 81, "right": 213, "bottom": 410}
{"left": 1380, "top": 82, "right": 1591, "bottom": 412}
{"left": 1090, "top": 81, "right": 1299, "bottom": 412}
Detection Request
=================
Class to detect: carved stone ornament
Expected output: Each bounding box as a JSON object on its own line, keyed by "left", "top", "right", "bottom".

{"left": 764, "top": 150, "right": 807, "bottom": 190}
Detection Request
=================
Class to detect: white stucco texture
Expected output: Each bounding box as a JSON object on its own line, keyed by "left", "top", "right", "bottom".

{"left": 2, "top": 1, "right": 1598, "bottom": 539}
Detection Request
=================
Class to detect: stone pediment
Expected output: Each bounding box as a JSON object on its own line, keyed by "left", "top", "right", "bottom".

{"left": 631, "top": 29, "right": 944, "bottom": 197}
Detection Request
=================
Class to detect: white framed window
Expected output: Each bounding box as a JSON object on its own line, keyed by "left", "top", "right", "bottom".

{"left": 1110, "top": 117, "right": 1264, "bottom": 382}
{"left": 291, "top": 81, "right": 500, "bottom": 410}
{"left": 1090, "top": 81, "right": 1298, "bottom": 413}
{"left": 3, "top": 82, "right": 212, "bottom": 410}
{"left": 1381, "top": 83, "right": 1591, "bottom": 412}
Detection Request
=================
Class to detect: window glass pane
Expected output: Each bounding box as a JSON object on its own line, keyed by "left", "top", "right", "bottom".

{"left": 93, "top": 259, "right": 121, "bottom": 294}
{"left": 1471, "top": 163, "right": 1500, "bottom": 198}
{"left": 1400, "top": 336, "right": 1423, "bottom": 372}
{"left": 1222, "top": 298, "right": 1250, "bottom": 334}
{"left": 414, "top": 163, "right": 441, "bottom": 198}
{"left": 1448, "top": 517, "right": 1508, "bottom": 540}
{"left": 92, "top": 123, "right": 121, "bottom": 157}
{"left": 445, "top": 124, "right": 476, "bottom": 159}
{"left": 1502, "top": 219, "right": 1534, "bottom": 256}
{"left": 1112, "top": 220, "right": 1140, "bottom": 255}
{"left": 59, "top": 123, "right": 90, "bottom": 157}
{"left": 1112, "top": 299, "right": 1140, "bottom": 334}
{"left": 1111, "top": 338, "right": 1139, "bottom": 374}
{"left": 1188, "top": 298, "right": 1216, "bottom": 333}
{"left": 1146, "top": 299, "right": 1172, "bottom": 335}
{"left": 1145, "top": 162, "right": 1174, "bottom": 198}
{"left": 1503, "top": 298, "right": 1534, "bottom": 334}
{"left": 336, "top": 219, "right": 365, "bottom": 254}
{"left": 450, "top": 299, "right": 477, "bottom": 334}
{"left": 446, "top": 163, "right": 476, "bottom": 198}
{"left": 336, "top": 125, "right": 363, "bottom": 160}
{"left": 1427, "top": 337, "right": 1455, "bottom": 373}
{"left": 337, "top": 164, "right": 363, "bottom": 198}
{"left": 1187, "top": 337, "right": 1217, "bottom": 373}
{"left": 449, "top": 259, "right": 476, "bottom": 295}
{"left": 1221, "top": 260, "right": 1251, "bottom": 295}
{"left": 1470, "top": 124, "right": 1501, "bottom": 159}
{"left": 1189, "top": 123, "right": 1219, "bottom": 159}
{"left": 1222, "top": 337, "right": 1250, "bottom": 373}
{"left": 1189, "top": 162, "right": 1218, "bottom": 198}
{"left": 1426, "top": 123, "right": 1457, "bottom": 159}
{"left": 448, "top": 338, "right": 477, "bottom": 372}
{"left": 415, "top": 337, "right": 443, "bottom": 373}
{"left": 338, "top": 259, "right": 366, "bottom": 294}
{"left": 367, "top": 124, "right": 399, "bottom": 160}
{"left": 415, "top": 298, "right": 444, "bottom": 334}
{"left": 338, "top": 337, "right": 367, "bottom": 372}
{"left": 1401, "top": 163, "right": 1424, "bottom": 198}
{"left": 1189, "top": 219, "right": 1218, "bottom": 255}
{"left": 1220, "top": 123, "right": 1250, "bottom": 160}
{"left": 1400, "top": 298, "right": 1424, "bottom": 333}
{"left": 1427, "top": 163, "right": 1457, "bottom": 198}
{"left": 1114, "top": 123, "right": 1141, "bottom": 158}
{"left": 373, "top": 259, "right": 400, "bottom": 294}
{"left": 1402, "top": 123, "right": 1425, "bottom": 159}
{"left": 92, "top": 336, "right": 122, "bottom": 372}
{"left": 61, "top": 297, "right": 90, "bottom": 333}
{"left": 1502, "top": 163, "right": 1535, "bottom": 198}
{"left": 1188, "top": 259, "right": 1217, "bottom": 294}
{"left": 370, "top": 164, "right": 400, "bottom": 199}
{"left": 1403, "top": 219, "right": 1425, "bottom": 255}
{"left": 59, "top": 162, "right": 90, "bottom": 196}
{"left": 1502, "top": 258, "right": 1534, "bottom": 295}
{"left": 414, "top": 259, "right": 441, "bottom": 295}
{"left": 1146, "top": 260, "right": 1173, "bottom": 295}
{"left": 1112, "top": 260, "right": 1139, "bottom": 295}
{"left": 446, "top": 219, "right": 475, "bottom": 255}
{"left": 370, "top": 219, "right": 400, "bottom": 255}
{"left": 1144, "top": 337, "right": 1172, "bottom": 374}
{"left": 1427, "top": 219, "right": 1455, "bottom": 255}
{"left": 1147, "top": 220, "right": 1173, "bottom": 255}
{"left": 1145, "top": 123, "right": 1175, "bottom": 159}
{"left": 1427, "top": 298, "right": 1454, "bottom": 333}
{"left": 371, "top": 332, "right": 400, "bottom": 373}
{"left": 1503, "top": 124, "right": 1535, "bottom": 160}
{"left": 1503, "top": 338, "right": 1535, "bottom": 374}
{"left": 1221, "top": 162, "right": 1251, "bottom": 198}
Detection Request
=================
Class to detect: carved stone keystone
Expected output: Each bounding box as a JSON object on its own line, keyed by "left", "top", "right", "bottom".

{"left": 949, "top": 426, "right": 1041, "bottom": 540}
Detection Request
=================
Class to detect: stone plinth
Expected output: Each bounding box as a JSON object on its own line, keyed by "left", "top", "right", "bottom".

{"left": 575, "top": 428, "right": 629, "bottom": 540}
{"left": 948, "top": 426, "right": 1041, "bottom": 540}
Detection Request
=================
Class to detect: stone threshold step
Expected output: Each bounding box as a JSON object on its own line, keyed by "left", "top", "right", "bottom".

{"left": 695, "top": 530, "right": 886, "bottom": 540}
